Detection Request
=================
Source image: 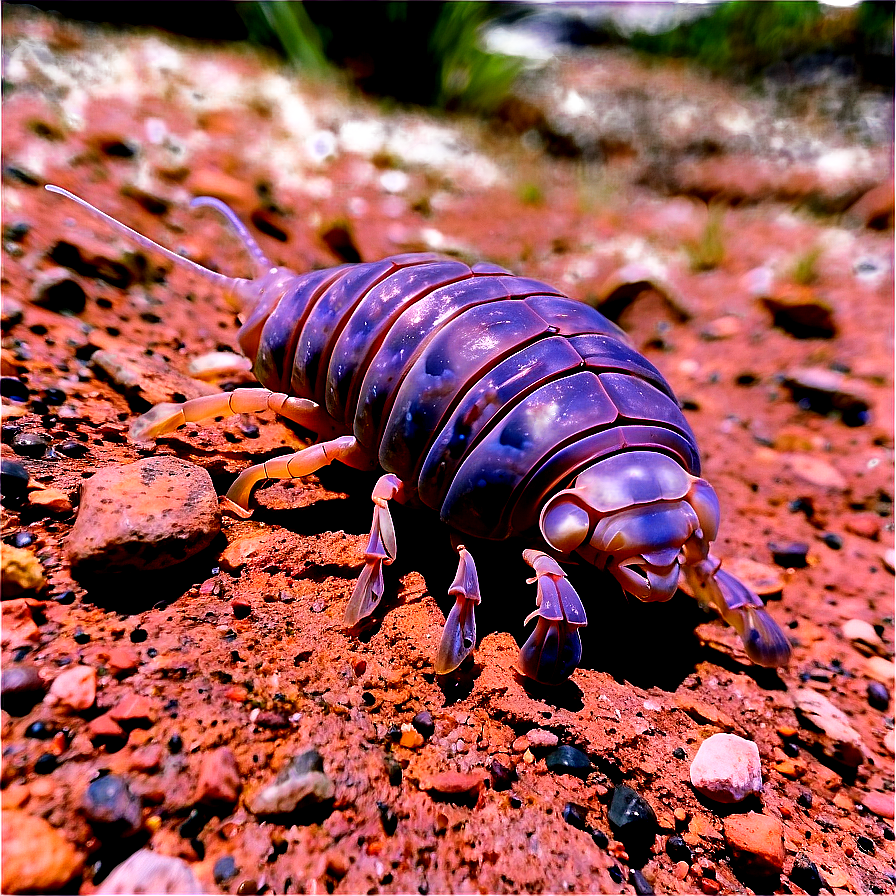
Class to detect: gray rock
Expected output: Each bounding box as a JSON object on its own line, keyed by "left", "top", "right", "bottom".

{"left": 793, "top": 688, "right": 867, "bottom": 767}
{"left": 248, "top": 749, "right": 335, "bottom": 818}
{"left": 82, "top": 774, "right": 143, "bottom": 836}
{"left": 67, "top": 457, "right": 221, "bottom": 575}
{"left": 95, "top": 849, "right": 203, "bottom": 894}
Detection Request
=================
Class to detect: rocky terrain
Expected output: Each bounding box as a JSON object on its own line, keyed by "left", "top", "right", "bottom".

{"left": 1, "top": 7, "right": 893, "bottom": 895}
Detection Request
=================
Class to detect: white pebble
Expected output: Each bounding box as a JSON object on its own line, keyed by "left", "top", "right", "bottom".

{"left": 689, "top": 733, "right": 762, "bottom": 803}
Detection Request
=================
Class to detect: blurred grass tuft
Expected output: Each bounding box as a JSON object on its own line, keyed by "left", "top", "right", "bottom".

{"left": 686, "top": 203, "right": 727, "bottom": 272}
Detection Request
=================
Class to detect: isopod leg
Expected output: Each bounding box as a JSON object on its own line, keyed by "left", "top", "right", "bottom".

{"left": 435, "top": 545, "right": 482, "bottom": 674}
{"left": 223, "top": 435, "right": 368, "bottom": 517}
{"left": 344, "top": 474, "right": 406, "bottom": 627}
{"left": 516, "top": 550, "right": 588, "bottom": 685}
{"left": 128, "top": 387, "right": 336, "bottom": 442}
{"left": 680, "top": 555, "right": 791, "bottom": 667}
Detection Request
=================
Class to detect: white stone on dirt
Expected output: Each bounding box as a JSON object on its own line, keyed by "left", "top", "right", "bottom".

{"left": 841, "top": 618, "right": 888, "bottom": 657}
{"left": 95, "top": 849, "right": 204, "bottom": 894}
{"left": 67, "top": 456, "right": 221, "bottom": 575}
{"left": 689, "top": 733, "right": 763, "bottom": 803}
{"left": 248, "top": 749, "right": 334, "bottom": 817}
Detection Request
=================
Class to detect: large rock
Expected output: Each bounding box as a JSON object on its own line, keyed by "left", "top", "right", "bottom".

{"left": 793, "top": 688, "right": 866, "bottom": 767}
{"left": 1, "top": 810, "right": 84, "bottom": 893}
{"left": 67, "top": 457, "right": 221, "bottom": 575}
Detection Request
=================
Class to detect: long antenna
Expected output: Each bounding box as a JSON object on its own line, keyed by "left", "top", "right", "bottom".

{"left": 190, "top": 196, "right": 272, "bottom": 276}
{"left": 45, "top": 185, "right": 250, "bottom": 294}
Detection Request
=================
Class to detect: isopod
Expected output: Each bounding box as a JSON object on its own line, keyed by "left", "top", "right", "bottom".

{"left": 47, "top": 185, "right": 791, "bottom": 683}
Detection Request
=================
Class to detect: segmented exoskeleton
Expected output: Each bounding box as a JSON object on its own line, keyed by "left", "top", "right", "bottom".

{"left": 47, "top": 186, "right": 792, "bottom": 683}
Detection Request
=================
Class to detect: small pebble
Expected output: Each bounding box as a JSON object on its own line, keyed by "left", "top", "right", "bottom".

{"left": 608, "top": 786, "right": 657, "bottom": 857}
{"left": 768, "top": 540, "right": 809, "bottom": 568}
{"left": 11, "top": 532, "right": 35, "bottom": 548}
{"left": 544, "top": 745, "right": 592, "bottom": 779}
{"left": 867, "top": 681, "right": 890, "bottom": 710}
{"left": 562, "top": 802, "right": 588, "bottom": 829}
{"left": 194, "top": 747, "right": 241, "bottom": 809}
{"left": 793, "top": 688, "right": 866, "bottom": 767}
{"left": 34, "top": 753, "right": 57, "bottom": 775}
{"left": 10, "top": 431, "right": 50, "bottom": 459}
{"left": 672, "top": 746, "right": 687, "bottom": 760}
{"left": 0, "top": 376, "right": 29, "bottom": 402}
{"left": 856, "top": 835, "right": 875, "bottom": 855}
{"left": 689, "top": 733, "right": 763, "bottom": 803}
{"left": 399, "top": 723, "right": 424, "bottom": 749}
{"left": 488, "top": 759, "right": 517, "bottom": 792}
{"left": 1, "top": 545, "right": 47, "bottom": 596}
{"left": 25, "top": 720, "right": 55, "bottom": 740}
{"left": 630, "top": 869, "right": 655, "bottom": 895}
{"left": 608, "top": 866, "right": 624, "bottom": 884}
{"left": 47, "top": 664, "right": 96, "bottom": 711}
{"left": 31, "top": 268, "right": 87, "bottom": 313}
{"left": 248, "top": 749, "right": 334, "bottom": 817}
{"left": 723, "top": 812, "right": 785, "bottom": 874}
{"left": 95, "top": 849, "right": 203, "bottom": 895}
{"left": 1, "top": 664, "right": 45, "bottom": 715}
{"left": 214, "top": 855, "right": 238, "bottom": 884}
{"left": 411, "top": 710, "right": 435, "bottom": 739}
{"left": 821, "top": 532, "right": 842, "bottom": 550}
{"left": 666, "top": 834, "right": 692, "bottom": 864}
{"left": 168, "top": 734, "right": 184, "bottom": 754}
{"left": 42, "top": 388, "right": 66, "bottom": 405}
{"left": 57, "top": 440, "right": 89, "bottom": 458}
{"left": 790, "top": 853, "right": 824, "bottom": 895}
{"left": 591, "top": 829, "right": 609, "bottom": 849}
{"left": 0, "top": 459, "right": 30, "bottom": 506}
{"left": 82, "top": 774, "right": 143, "bottom": 836}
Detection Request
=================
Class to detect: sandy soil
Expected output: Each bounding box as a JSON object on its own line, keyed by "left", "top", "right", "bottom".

{"left": 1, "top": 8, "right": 893, "bottom": 895}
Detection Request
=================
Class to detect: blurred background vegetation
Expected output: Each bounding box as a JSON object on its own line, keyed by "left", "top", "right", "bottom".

{"left": 13, "top": 0, "right": 895, "bottom": 114}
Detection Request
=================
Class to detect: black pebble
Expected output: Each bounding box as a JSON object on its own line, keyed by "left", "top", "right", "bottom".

{"left": 665, "top": 834, "right": 692, "bottom": 864}
{"left": 83, "top": 774, "right": 143, "bottom": 836}
{"left": 857, "top": 835, "right": 875, "bottom": 855}
{"left": 672, "top": 747, "right": 687, "bottom": 760}
{"left": 544, "top": 745, "right": 593, "bottom": 779}
{"left": 508, "top": 794, "right": 522, "bottom": 809}
{"left": 0, "top": 377, "right": 29, "bottom": 401}
{"left": 2, "top": 424, "right": 22, "bottom": 443}
{"left": 790, "top": 853, "right": 823, "bottom": 895}
{"left": 821, "top": 533, "right": 843, "bottom": 550}
{"left": 630, "top": 869, "right": 654, "bottom": 895}
{"left": 411, "top": 710, "right": 435, "bottom": 739}
{"left": 591, "top": 830, "right": 608, "bottom": 849}
{"left": 168, "top": 733, "right": 184, "bottom": 754}
{"left": 54, "top": 590, "right": 76, "bottom": 605}
{"left": 488, "top": 759, "right": 517, "bottom": 792}
{"left": 57, "top": 439, "right": 88, "bottom": 458}
{"left": 867, "top": 681, "right": 890, "bottom": 710}
{"left": 768, "top": 540, "right": 809, "bottom": 568}
{"left": 377, "top": 801, "right": 398, "bottom": 835}
{"left": 1, "top": 664, "right": 45, "bottom": 715}
{"left": 73, "top": 628, "right": 91, "bottom": 644}
{"left": 1, "top": 458, "right": 30, "bottom": 505}
{"left": 12, "top": 531, "right": 35, "bottom": 548}
{"left": 608, "top": 785, "right": 658, "bottom": 857}
{"left": 562, "top": 802, "right": 588, "bottom": 830}
{"left": 25, "top": 720, "right": 55, "bottom": 740}
{"left": 129, "top": 627, "right": 148, "bottom": 643}
{"left": 608, "top": 866, "right": 623, "bottom": 884}
{"left": 11, "top": 431, "right": 50, "bottom": 459}
{"left": 797, "top": 791, "right": 813, "bottom": 810}
{"left": 214, "top": 856, "right": 238, "bottom": 884}
{"left": 33, "top": 274, "right": 86, "bottom": 313}
{"left": 383, "top": 754, "right": 402, "bottom": 787}
{"left": 178, "top": 808, "right": 207, "bottom": 840}
{"left": 34, "top": 753, "right": 57, "bottom": 774}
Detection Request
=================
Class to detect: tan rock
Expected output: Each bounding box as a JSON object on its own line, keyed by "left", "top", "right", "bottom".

{"left": 109, "top": 693, "right": 156, "bottom": 728}
{"left": 27, "top": 487, "right": 73, "bottom": 515}
{"left": 219, "top": 534, "right": 268, "bottom": 573}
{"left": 47, "top": 664, "right": 97, "bottom": 711}
{"left": 1, "top": 810, "right": 84, "bottom": 893}
{"left": 722, "top": 812, "right": 785, "bottom": 874}
{"left": 1, "top": 546, "right": 46, "bottom": 597}
{"left": 860, "top": 791, "right": 894, "bottom": 819}
{"left": 95, "top": 848, "right": 203, "bottom": 894}
{"left": 841, "top": 619, "right": 888, "bottom": 657}
{"left": 67, "top": 457, "right": 221, "bottom": 575}
{"left": 864, "top": 656, "right": 895, "bottom": 685}
{"left": 1, "top": 598, "right": 42, "bottom": 646}
{"left": 689, "top": 733, "right": 763, "bottom": 803}
{"left": 792, "top": 688, "right": 865, "bottom": 767}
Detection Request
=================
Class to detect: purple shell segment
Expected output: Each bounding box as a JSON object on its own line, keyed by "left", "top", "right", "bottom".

{"left": 523, "top": 295, "right": 628, "bottom": 341}
{"left": 291, "top": 255, "right": 443, "bottom": 401}
{"left": 379, "top": 301, "right": 553, "bottom": 478}
{"left": 353, "top": 275, "right": 564, "bottom": 451}
{"left": 573, "top": 451, "right": 693, "bottom": 514}
{"left": 325, "top": 261, "right": 472, "bottom": 422}
{"left": 416, "top": 337, "right": 583, "bottom": 509}
{"left": 253, "top": 266, "right": 349, "bottom": 391}
{"left": 439, "top": 371, "right": 616, "bottom": 538}
{"left": 599, "top": 372, "right": 696, "bottom": 441}
{"left": 568, "top": 334, "right": 676, "bottom": 399}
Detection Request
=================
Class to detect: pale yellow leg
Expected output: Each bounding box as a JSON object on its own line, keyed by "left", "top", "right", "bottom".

{"left": 223, "top": 435, "right": 367, "bottom": 517}
{"left": 128, "top": 387, "right": 337, "bottom": 442}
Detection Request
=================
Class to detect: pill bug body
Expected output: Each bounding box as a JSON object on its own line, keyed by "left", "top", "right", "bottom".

{"left": 47, "top": 186, "right": 792, "bottom": 684}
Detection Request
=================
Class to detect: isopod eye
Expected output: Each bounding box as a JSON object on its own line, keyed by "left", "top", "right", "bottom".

{"left": 540, "top": 499, "right": 590, "bottom": 554}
